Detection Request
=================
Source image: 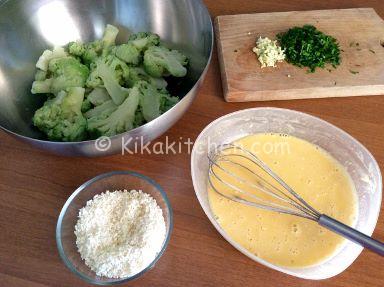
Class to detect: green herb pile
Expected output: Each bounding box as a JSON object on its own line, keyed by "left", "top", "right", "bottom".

{"left": 277, "top": 25, "right": 341, "bottom": 72}
{"left": 31, "top": 24, "right": 188, "bottom": 142}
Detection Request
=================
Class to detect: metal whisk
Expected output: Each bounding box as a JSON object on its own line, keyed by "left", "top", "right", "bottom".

{"left": 208, "top": 143, "right": 384, "bottom": 256}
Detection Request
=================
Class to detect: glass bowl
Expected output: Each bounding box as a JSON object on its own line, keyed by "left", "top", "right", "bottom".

{"left": 56, "top": 171, "right": 173, "bottom": 285}
{"left": 191, "top": 107, "right": 382, "bottom": 280}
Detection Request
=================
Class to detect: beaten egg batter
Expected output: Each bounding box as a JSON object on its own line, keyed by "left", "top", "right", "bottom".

{"left": 208, "top": 133, "right": 357, "bottom": 267}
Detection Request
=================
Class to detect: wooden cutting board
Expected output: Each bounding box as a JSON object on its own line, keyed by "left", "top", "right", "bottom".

{"left": 215, "top": 8, "right": 384, "bottom": 102}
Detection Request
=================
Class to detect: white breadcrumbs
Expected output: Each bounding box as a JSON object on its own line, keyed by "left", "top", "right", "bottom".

{"left": 74, "top": 189, "right": 166, "bottom": 278}
{"left": 252, "top": 36, "right": 285, "bottom": 68}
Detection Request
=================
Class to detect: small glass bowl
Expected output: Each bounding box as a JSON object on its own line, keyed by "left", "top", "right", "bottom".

{"left": 56, "top": 171, "right": 173, "bottom": 285}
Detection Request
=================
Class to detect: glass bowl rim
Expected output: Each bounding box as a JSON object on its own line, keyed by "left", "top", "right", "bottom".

{"left": 56, "top": 170, "right": 173, "bottom": 285}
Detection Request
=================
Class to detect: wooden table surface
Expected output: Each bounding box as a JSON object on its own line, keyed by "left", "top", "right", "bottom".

{"left": 0, "top": 1, "right": 383, "bottom": 286}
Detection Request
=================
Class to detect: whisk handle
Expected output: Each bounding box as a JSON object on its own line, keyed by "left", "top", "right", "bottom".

{"left": 318, "top": 215, "right": 384, "bottom": 256}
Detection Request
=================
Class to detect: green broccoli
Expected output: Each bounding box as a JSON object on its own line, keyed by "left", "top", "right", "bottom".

{"left": 81, "top": 98, "right": 92, "bottom": 113}
{"left": 84, "top": 100, "right": 118, "bottom": 120}
{"left": 114, "top": 43, "right": 141, "bottom": 65}
{"left": 87, "top": 87, "right": 140, "bottom": 137}
{"left": 133, "top": 108, "right": 145, "bottom": 128}
{"left": 31, "top": 78, "right": 53, "bottom": 94}
{"left": 68, "top": 42, "right": 85, "bottom": 57}
{"left": 128, "top": 32, "right": 160, "bottom": 52}
{"left": 124, "top": 66, "right": 167, "bottom": 89}
{"left": 35, "top": 69, "right": 47, "bottom": 81}
{"left": 48, "top": 57, "right": 90, "bottom": 93}
{"left": 136, "top": 81, "right": 179, "bottom": 122}
{"left": 87, "top": 55, "right": 129, "bottom": 88}
{"left": 68, "top": 24, "right": 119, "bottom": 66}
{"left": 36, "top": 46, "right": 68, "bottom": 71}
{"left": 68, "top": 41, "right": 103, "bottom": 66}
{"left": 136, "top": 81, "right": 162, "bottom": 122}
{"left": 83, "top": 42, "right": 101, "bottom": 65}
{"left": 31, "top": 56, "right": 89, "bottom": 94}
{"left": 143, "top": 45, "right": 188, "bottom": 77}
{"left": 30, "top": 24, "right": 187, "bottom": 142}
{"left": 33, "top": 87, "right": 87, "bottom": 141}
{"left": 160, "top": 92, "right": 179, "bottom": 113}
{"left": 87, "top": 56, "right": 130, "bottom": 105}
{"left": 102, "top": 24, "right": 119, "bottom": 48}
{"left": 87, "top": 87, "right": 111, "bottom": 106}
{"left": 86, "top": 65, "right": 103, "bottom": 88}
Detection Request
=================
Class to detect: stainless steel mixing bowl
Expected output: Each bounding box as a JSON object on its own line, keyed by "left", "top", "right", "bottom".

{"left": 0, "top": 0, "right": 213, "bottom": 156}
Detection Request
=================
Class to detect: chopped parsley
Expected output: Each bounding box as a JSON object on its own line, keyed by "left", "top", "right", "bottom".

{"left": 277, "top": 25, "right": 341, "bottom": 72}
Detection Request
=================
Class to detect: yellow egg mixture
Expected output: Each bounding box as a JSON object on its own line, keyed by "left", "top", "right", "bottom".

{"left": 208, "top": 133, "right": 357, "bottom": 268}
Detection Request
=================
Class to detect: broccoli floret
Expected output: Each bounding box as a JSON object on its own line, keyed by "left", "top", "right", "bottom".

{"left": 87, "top": 55, "right": 129, "bottom": 88}
{"left": 68, "top": 41, "right": 86, "bottom": 57}
{"left": 102, "top": 24, "right": 119, "bottom": 48}
{"left": 33, "top": 87, "right": 87, "bottom": 141}
{"left": 87, "top": 87, "right": 140, "bottom": 137}
{"left": 86, "top": 41, "right": 105, "bottom": 64}
{"left": 67, "top": 25, "right": 119, "bottom": 66}
{"left": 31, "top": 57, "right": 89, "bottom": 94}
{"left": 35, "top": 69, "right": 47, "bottom": 81}
{"left": 31, "top": 78, "right": 53, "bottom": 94}
{"left": 85, "top": 100, "right": 118, "bottom": 120}
{"left": 136, "top": 81, "right": 162, "bottom": 122}
{"left": 83, "top": 41, "right": 103, "bottom": 64}
{"left": 36, "top": 46, "right": 68, "bottom": 71}
{"left": 143, "top": 45, "right": 188, "bottom": 77}
{"left": 114, "top": 44, "right": 140, "bottom": 65}
{"left": 48, "top": 56, "right": 90, "bottom": 94}
{"left": 31, "top": 24, "right": 186, "bottom": 142}
{"left": 160, "top": 92, "right": 179, "bottom": 113}
{"left": 36, "top": 50, "right": 54, "bottom": 71}
{"left": 86, "top": 64, "right": 103, "bottom": 88}
{"left": 68, "top": 41, "right": 103, "bottom": 66}
{"left": 87, "top": 88, "right": 111, "bottom": 106}
{"left": 86, "top": 56, "right": 130, "bottom": 105}
{"left": 136, "top": 81, "right": 179, "bottom": 122}
{"left": 124, "top": 66, "right": 167, "bottom": 89}
{"left": 133, "top": 108, "right": 145, "bottom": 128}
{"left": 128, "top": 32, "right": 160, "bottom": 52}
{"left": 81, "top": 98, "right": 92, "bottom": 113}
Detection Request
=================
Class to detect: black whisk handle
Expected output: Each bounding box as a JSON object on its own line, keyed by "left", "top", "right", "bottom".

{"left": 318, "top": 215, "right": 384, "bottom": 256}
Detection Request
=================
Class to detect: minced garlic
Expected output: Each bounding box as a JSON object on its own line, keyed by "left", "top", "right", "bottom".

{"left": 252, "top": 37, "right": 285, "bottom": 68}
